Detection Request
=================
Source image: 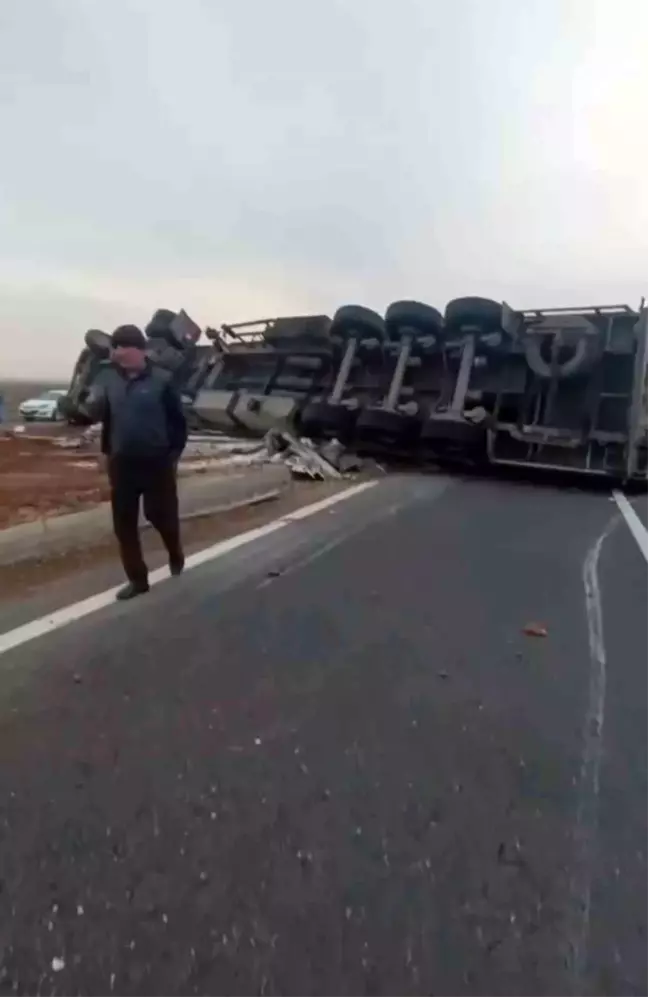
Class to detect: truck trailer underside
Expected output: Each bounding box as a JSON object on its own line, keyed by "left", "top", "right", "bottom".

{"left": 59, "top": 297, "right": 648, "bottom": 484}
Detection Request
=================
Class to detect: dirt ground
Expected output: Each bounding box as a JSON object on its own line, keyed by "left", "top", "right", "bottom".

{"left": 0, "top": 380, "right": 88, "bottom": 528}
{"left": 0, "top": 433, "right": 108, "bottom": 529}
{"left": 0, "top": 429, "right": 286, "bottom": 529}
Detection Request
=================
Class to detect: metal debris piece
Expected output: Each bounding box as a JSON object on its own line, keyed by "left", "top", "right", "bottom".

{"left": 522, "top": 623, "right": 548, "bottom": 637}
{"left": 265, "top": 430, "right": 347, "bottom": 480}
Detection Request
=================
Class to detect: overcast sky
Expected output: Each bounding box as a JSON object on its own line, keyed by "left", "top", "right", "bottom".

{"left": 1, "top": 0, "right": 646, "bottom": 379}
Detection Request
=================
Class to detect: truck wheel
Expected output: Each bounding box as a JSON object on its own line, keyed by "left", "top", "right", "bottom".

{"left": 331, "top": 305, "right": 386, "bottom": 342}
{"left": 146, "top": 308, "right": 177, "bottom": 332}
{"left": 444, "top": 297, "right": 503, "bottom": 333}
{"left": 84, "top": 329, "right": 112, "bottom": 358}
{"left": 524, "top": 329, "right": 603, "bottom": 380}
{"left": 147, "top": 342, "right": 185, "bottom": 372}
{"left": 356, "top": 407, "right": 421, "bottom": 439}
{"left": 145, "top": 309, "right": 183, "bottom": 347}
{"left": 385, "top": 300, "right": 444, "bottom": 342}
{"left": 299, "top": 400, "right": 358, "bottom": 439}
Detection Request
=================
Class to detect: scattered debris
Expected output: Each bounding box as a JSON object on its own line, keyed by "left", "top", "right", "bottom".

{"left": 264, "top": 430, "right": 351, "bottom": 480}
{"left": 522, "top": 623, "right": 548, "bottom": 638}
{"left": 51, "top": 957, "right": 65, "bottom": 973}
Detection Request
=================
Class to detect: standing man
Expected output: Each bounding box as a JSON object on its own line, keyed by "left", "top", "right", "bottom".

{"left": 85, "top": 325, "right": 187, "bottom": 600}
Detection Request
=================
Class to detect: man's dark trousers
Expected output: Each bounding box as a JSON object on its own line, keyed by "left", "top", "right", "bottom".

{"left": 109, "top": 455, "right": 183, "bottom": 586}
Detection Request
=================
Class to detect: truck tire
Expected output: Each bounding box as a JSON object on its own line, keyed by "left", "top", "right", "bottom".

{"left": 56, "top": 395, "right": 77, "bottom": 423}
{"left": 145, "top": 309, "right": 182, "bottom": 347}
{"left": 68, "top": 347, "right": 91, "bottom": 389}
{"left": 356, "top": 406, "right": 421, "bottom": 439}
{"left": 299, "top": 399, "right": 359, "bottom": 439}
{"left": 146, "top": 308, "right": 177, "bottom": 332}
{"left": 524, "top": 327, "right": 603, "bottom": 380}
{"left": 444, "top": 297, "right": 503, "bottom": 333}
{"left": 385, "top": 300, "right": 443, "bottom": 342}
{"left": 330, "top": 305, "right": 386, "bottom": 342}
{"left": 146, "top": 341, "right": 185, "bottom": 372}
{"left": 84, "top": 329, "right": 112, "bottom": 358}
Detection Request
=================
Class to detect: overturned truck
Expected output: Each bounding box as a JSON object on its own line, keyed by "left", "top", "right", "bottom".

{"left": 59, "top": 297, "right": 648, "bottom": 483}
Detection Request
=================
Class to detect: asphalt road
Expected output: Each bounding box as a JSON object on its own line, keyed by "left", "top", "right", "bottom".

{"left": 0, "top": 474, "right": 645, "bottom": 997}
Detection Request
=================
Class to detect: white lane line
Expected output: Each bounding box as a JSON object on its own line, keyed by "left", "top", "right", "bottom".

{"left": 0, "top": 480, "right": 377, "bottom": 658}
{"left": 612, "top": 490, "right": 648, "bottom": 563}
{"left": 570, "top": 513, "right": 618, "bottom": 989}
{"left": 570, "top": 491, "right": 645, "bottom": 987}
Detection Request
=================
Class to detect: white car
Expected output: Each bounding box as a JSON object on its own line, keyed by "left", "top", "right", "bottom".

{"left": 18, "top": 388, "right": 67, "bottom": 422}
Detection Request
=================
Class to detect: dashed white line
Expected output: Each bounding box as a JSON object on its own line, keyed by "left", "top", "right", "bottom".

{"left": 570, "top": 516, "right": 615, "bottom": 987}
{"left": 0, "top": 480, "right": 377, "bottom": 658}
{"left": 570, "top": 489, "right": 646, "bottom": 989}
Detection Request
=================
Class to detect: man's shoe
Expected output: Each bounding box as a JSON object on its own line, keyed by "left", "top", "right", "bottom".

{"left": 115, "top": 581, "right": 150, "bottom": 601}
{"left": 169, "top": 556, "right": 185, "bottom": 577}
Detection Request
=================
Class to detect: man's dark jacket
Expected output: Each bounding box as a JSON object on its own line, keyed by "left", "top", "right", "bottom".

{"left": 85, "top": 363, "right": 187, "bottom": 461}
